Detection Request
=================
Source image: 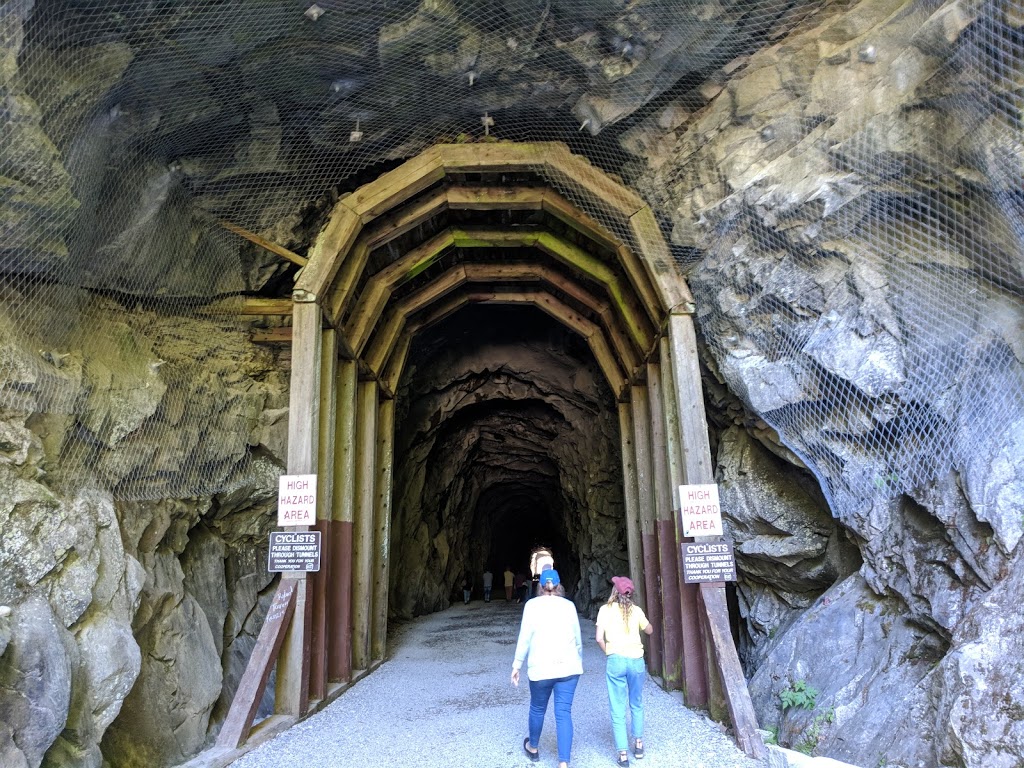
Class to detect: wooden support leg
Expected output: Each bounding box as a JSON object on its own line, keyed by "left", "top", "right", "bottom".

{"left": 277, "top": 301, "right": 323, "bottom": 716}
{"left": 370, "top": 398, "right": 395, "bottom": 662}
{"left": 630, "top": 385, "right": 663, "bottom": 678}
{"left": 617, "top": 403, "right": 645, "bottom": 606}
{"left": 310, "top": 330, "right": 338, "bottom": 702}
{"left": 351, "top": 379, "right": 378, "bottom": 672}
{"left": 667, "top": 312, "right": 763, "bottom": 757}
{"left": 647, "top": 361, "right": 684, "bottom": 690}
{"left": 659, "top": 338, "right": 708, "bottom": 706}
{"left": 329, "top": 360, "right": 358, "bottom": 683}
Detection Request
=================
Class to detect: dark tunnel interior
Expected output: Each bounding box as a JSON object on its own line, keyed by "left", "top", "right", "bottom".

{"left": 387, "top": 304, "right": 629, "bottom": 619}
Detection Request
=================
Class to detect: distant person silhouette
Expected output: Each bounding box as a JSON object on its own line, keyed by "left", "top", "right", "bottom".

{"left": 504, "top": 566, "right": 515, "bottom": 601}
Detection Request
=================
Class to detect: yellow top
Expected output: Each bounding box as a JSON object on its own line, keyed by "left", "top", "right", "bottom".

{"left": 596, "top": 603, "right": 649, "bottom": 659}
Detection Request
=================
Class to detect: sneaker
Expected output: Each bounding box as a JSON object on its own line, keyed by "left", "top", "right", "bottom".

{"left": 633, "top": 739, "right": 644, "bottom": 759}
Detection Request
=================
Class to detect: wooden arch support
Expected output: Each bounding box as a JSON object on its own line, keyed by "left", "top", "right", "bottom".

{"left": 342, "top": 227, "right": 654, "bottom": 360}
{"left": 364, "top": 262, "right": 642, "bottom": 378}
{"left": 294, "top": 143, "right": 692, "bottom": 317}
{"left": 366, "top": 282, "right": 629, "bottom": 399}
{"left": 216, "top": 143, "right": 764, "bottom": 765}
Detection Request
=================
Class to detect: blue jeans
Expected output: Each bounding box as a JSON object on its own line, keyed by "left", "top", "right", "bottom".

{"left": 484, "top": 586, "right": 492, "bottom": 601}
{"left": 606, "top": 655, "right": 645, "bottom": 751}
{"left": 527, "top": 674, "right": 580, "bottom": 763}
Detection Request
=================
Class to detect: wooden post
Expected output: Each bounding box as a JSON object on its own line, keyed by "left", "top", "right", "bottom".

{"left": 630, "top": 385, "right": 663, "bottom": 678}
{"left": 659, "top": 337, "right": 708, "bottom": 706}
{"left": 351, "top": 379, "right": 378, "bottom": 672}
{"left": 216, "top": 580, "right": 298, "bottom": 748}
{"left": 371, "top": 397, "right": 395, "bottom": 662}
{"left": 309, "top": 329, "right": 338, "bottom": 703}
{"left": 329, "top": 360, "right": 358, "bottom": 683}
{"left": 617, "top": 403, "right": 645, "bottom": 606}
{"left": 647, "top": 360, "right": 683, "bottom": 690}
{"left": 667, "top": 312, "right": 764, "bottom": 759}
{"left": 277, "top": 301, "right": 322, "bottom": 716}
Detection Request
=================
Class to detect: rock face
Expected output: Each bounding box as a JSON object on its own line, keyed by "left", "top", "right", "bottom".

{"left": 627, "top": 0, "right": 1024, "bottom": 763}
{"left": 391, "top": 307, "right": 627, "bottom": 619}
{"left": 0, "top": 288, "right": 288, "bottom": 767}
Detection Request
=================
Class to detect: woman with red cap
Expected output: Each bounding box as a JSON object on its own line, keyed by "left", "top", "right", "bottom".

{"left": 595, "top": 576, "right": 654, "bottom": 766}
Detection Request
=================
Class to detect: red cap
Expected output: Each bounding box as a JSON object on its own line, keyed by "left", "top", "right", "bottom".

{"left": 611, "top": 576, "right": 634, "bottom": 595}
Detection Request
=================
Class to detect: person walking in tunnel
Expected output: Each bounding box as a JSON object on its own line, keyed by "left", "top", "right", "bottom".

{"left": 482, "top": 568, "right": 493, "bottom": 602}
{"left": 504, "top": 565, "right": 515, "bottom": 601}
{"left": 461, "top": 572, "right": 472, "bottom": 605}
{"left": 596, "top": 576, "right": 654, "bottom": 766}
{"left": 511, "top": 569, "right": 582, "bottom": 768}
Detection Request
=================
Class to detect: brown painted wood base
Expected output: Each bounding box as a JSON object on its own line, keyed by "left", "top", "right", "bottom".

{"left": 640, "top": 530, "right": 664, "bottom": 676}
{"left": 656, "top": 518, "right": 683, "bottom": 689}
{"left": 329, "top": 520, "right": 354, "bottom": 683}
{"left": 309, "top": 519, "right": 332, "bottom": 700}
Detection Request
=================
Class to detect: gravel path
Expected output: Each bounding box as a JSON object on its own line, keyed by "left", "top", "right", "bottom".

{"left": 232, "top": 600, "right": 766, "bottom": 768}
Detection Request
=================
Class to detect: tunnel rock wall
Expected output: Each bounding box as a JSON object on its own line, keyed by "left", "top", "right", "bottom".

{"left": 627, "top": 0, "right": 1024, "bottom": 764}
{"left": 0, "top": 294, "right": 287, "bottom": 768}
{"left": 390, "top": 310, "right": 627, "bottom": 620}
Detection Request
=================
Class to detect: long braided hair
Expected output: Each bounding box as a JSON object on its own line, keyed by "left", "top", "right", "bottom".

{"left": 608, "top": 585, "right": 634, "bottom": 627}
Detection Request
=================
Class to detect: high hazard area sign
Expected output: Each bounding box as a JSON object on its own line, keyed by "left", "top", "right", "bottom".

{"left": 278, "top": 474, "right": 317, "bottom": 526}
{"left": 678, "top": 483, "right": 723, "bottom": 537}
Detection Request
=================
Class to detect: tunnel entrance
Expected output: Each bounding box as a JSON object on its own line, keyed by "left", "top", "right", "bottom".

{"left": 218, "top": 143, "right": 764, "bottom": 760}
{"left": 389, "top": 304, "right": 618, "bottom": 617}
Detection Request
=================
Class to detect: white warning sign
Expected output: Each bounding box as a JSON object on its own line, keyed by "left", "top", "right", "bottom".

{"left": 679, "top": 483, "right": 723, "bottom": 537}
{"left": 278, "top": 474, "right": 317, "bottom": 526}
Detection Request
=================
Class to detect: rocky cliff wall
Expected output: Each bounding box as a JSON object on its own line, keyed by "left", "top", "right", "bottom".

{"left": 0, "top": 292, "right": 288, "bottom": 768}
{"left": 627, "top": 0, "right": 1024, "bottom": 763}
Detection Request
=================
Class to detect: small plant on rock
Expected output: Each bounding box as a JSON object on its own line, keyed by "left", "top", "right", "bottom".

{"left": 779, "top": 679, "right": 818, "bottom": 711}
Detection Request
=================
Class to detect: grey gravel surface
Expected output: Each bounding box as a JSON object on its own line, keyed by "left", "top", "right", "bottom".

{"left": 232, "top": 600, "right": 766, "bottom": 768}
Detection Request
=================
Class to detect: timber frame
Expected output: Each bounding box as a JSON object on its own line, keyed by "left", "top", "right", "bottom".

{"left": 211, "top": 142, "right": 765, "bottom": 764}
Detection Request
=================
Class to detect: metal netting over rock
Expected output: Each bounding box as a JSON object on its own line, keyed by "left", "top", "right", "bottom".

{"left": 1, "top": 0, "right": 1022, "bottom": 521}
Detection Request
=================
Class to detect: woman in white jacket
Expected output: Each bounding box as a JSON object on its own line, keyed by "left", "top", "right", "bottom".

{"left": 510, "top": 569, "right": 582, "bottom": 768}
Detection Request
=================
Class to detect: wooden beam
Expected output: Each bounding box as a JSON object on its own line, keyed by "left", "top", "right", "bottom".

{"left": 361, "top": 188, "right": 448, "bottom": 250}
{"left": 343, "top": 229, "right": 456, "bottom": 356}
{"left": 206, "top": 297, "right": 293, "bottom": 316}
{"left": 542, "top": 143, "right": 647, "bottom": 218}
{"left": 700, "top": 583, "right": 767, "bottom": 759}
{"left": 276, "top": 302, "right": 323, "bottom": 717}
{"left": 446, "top": 185, "right": 545, "bottom": 210}
{"left": 628, "top": 206, "right": 695, "bottom": 312}
{"left": 370, "top": 398, "right": 395, "bottom": 662}
{"left": 630, "top": 385, "right": 664, "bottom": 678}
{"left": 437, "top": 142, "right": 544, "bottom": 174}
{"left": 346, "top": 146, "right": 445, "bottom": 220}
{"left": 364, "top": 262, "right": 641, "bottom": 378}
{"left": 659, "top": 336, "right": 708, "bottom": 706}
{"left": 351, "top": 380, "right": 378, "bottom": 672}
{"left": 666, "top": 311, "right": 763, "bottom": 756}
{"left": 617, "top": 402, "right": 646, "bottom": 609}
{"left": 309, "top": 329, "right": 338, "bottom": 703}
{"left": 648, "top": 360, "right": 684, "bottom": 690}
{"left": 294, "top": 203, "right": 361, "bottom": 302}
{"left": 220, "top": 221, "right": 308, "bottom": 267}
{"left": 217, "top": 580, "right": 297, "bottom": 748}
{"left": 252, "top": 327, "right": 294, "bottom": 344}
{"left": 329, "top": 360, "right": 358, "bottom": 684}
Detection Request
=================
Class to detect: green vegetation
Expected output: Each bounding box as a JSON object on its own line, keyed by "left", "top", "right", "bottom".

{"left": 793, "top": 708, "right": 835, "bottom": 755}
{"left": 780, "top": 679, "right": 818, "bottom": 711}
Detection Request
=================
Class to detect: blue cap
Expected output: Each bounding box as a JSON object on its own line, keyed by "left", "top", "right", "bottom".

{"left": 540, "top": 569, "right": 561, "bottom": 587}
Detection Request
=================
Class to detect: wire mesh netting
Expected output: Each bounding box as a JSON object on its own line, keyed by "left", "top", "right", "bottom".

{"left": 1, "top": 0, "right": 1022, "bottom": 517}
